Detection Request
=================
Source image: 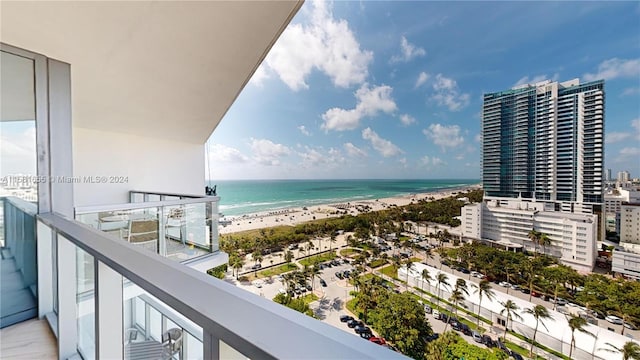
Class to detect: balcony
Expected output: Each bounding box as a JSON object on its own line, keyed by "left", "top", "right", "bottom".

{"left": 75, "top": 191, "right": 221, "bottom": 265}
{"left": 35, "top": 211, "right": 403, "bottom": 359}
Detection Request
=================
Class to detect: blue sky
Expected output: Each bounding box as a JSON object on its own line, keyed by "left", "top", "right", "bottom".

{"left": 207, "top": 1, "right": 640, "bottom": 180}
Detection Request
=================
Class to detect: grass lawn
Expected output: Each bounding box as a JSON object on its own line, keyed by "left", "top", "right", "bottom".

{"left": 407, "top": 292, "right": 486, "bottom": 332}
{"left": 299, "top": 251, "right": 337, "bottom": 267}
{"left": 257, "top": 263, "right": 298, "bottom": 278}
{"left": 505, "top": 341, "right": 545, "bottom": 360}
{"left": 380, "top": 265, "right": 400, "bottom": 279}
{"left": 346, "top": 298, "right": 358, "bottom": 315}
{"left": 413, "top": 286, "right": 492, "bottom": 325}
{"left": 340, "top": 248, "right": 362, "bottom": 257}
{"left": 368, "top": 258, "right": 388, "bottom": 268}
{"left": 299, "top": 293, "right": 319, "bottom": 305}
{"left": 508, "top": 331, "right": 570, "bottom": 360}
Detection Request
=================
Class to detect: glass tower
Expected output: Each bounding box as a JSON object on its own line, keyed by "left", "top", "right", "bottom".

{"left": 482, "top": 79, "right": 604, "bottom": 210}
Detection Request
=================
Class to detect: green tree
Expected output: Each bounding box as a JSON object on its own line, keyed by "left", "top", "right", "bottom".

{"left": 602, "top": 341, "right": 640, "bottom": 360}
{"left": 523, "top": 305, "right": 553, "bottom": 358}
{"left": 567, "top": 315, "right": 594, "bottom": 359}
{"left": 448, "top": 289, "right": 466, "bottom": 330}
{"left": 284, "top": 250, "right": 294, "bottom": 263}
{"left": 366, "top": 292, "right": 432, "bottom": 358}
{"left": 473, "top": 279, "right": 495, "bottom": 327}
{"left": 404, "top": 260, "right": 414, "bottom": 290}
{"left": 435, "top": 272, "right": 450, "bottom": 308}
{"left": 528, "top": 229, "right": 540, "bottom": 257}
{"left": 539, "top": 233, "right": 551, "bottom": 256}
{"left": 499, "top": 300, "right": 522, "bottom": 342}
{"left": 420, "top": 268, "right": 433, "bottom": 299}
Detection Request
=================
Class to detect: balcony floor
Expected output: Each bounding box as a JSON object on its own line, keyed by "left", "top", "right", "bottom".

{"left": 0, "top": 251, "right": 36, "bottom": 328}
{"left": 0, "top": 318, "right": 57, "bottom": 359}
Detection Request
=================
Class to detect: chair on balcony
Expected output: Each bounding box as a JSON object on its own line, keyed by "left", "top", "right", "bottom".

{"left": 127, "top": 219, "right": 159, "bottom": 253}
{"left": 161, "top": 328, "right": 183, "bottom": 359}
{"left": 165, "top": 208, "right": 186, "bottom": 246}
{"left": 97, "top": 211, "right": 127, "bottom": 239}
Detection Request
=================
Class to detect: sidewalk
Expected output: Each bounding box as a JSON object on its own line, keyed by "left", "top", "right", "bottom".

{"left": 374, "top": 270, "right": 557, "bottom": 360}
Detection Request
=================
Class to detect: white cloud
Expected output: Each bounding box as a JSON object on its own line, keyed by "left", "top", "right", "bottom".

{"left": 455, "top": 154, "right": 464, "bottom": 160}
{"left": 423, "top": 123, "right": 465, "bottom": 151}
{"left": 619, "top": 147, "right": 640, "bottom": 157}
{"left": 415, "top": 72, "right": 429, "bottom": 88}
{"left": 321, "top": 83, "right": 397, "bottom": 131}
{"left": 474, "top": 133, "right": 481, "bottom": 143}
{"left": 622, "top": 87, "right": 640, "bottom": 96}
{"left": 583, "top": 58, "right": 640, "bottom": 81}
{"left": 0, "top": 126, "right": 36, "bottom": 176}
{"left": 632, "top": 118, "right": 640, "bottom": 140}
{"left": 298, "top": 146, "right": 345, "bottom": 168}
{"left": 343, "top": 142, "right": 367, "bottom": 157}
{"left": 390, "top": 36, "right": 426, "bottom": 63}
{"left": 209, "top": 144, "right": 249, "bottom": 163}
{"left": 513, "top": 73, "right": 559, "bottom": 87}
{"left": 362, "top": 127, "right": 403, "bottom": 157}
{"left": 399, "top": 114, "right": 416, "bottom": 126}
{"left": 249, "top": 138, "right": 291, "bottom": 166}
{"left": 606, "top": 132, "right": 630, "bottom": 144}
{"left": 430, "top": 74, "right": 470, "bottom": 111}
{"left": 608, "top": 118, "right": 640, "bottom": 143}
{"left": 249, "top": 65, "right": 270, "bottom": 87}
{"left": 297, "top": 125, "right": 311, "bottom": 136}
{"left": 263, "top": 0, "right": 373, "bottom": 91}
{"left": 421, "top": 155, "right": 445, "bottom": 167}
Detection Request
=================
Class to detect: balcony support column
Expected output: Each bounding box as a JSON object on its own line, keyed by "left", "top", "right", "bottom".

{"left": 203, "top": 330, "right": 220, "bottom": 360}
{"left": 96, "top": 261, "right": 123, "bottom": 359}
{"left": 57, "top": 235, "right": 78, "bottom": 359}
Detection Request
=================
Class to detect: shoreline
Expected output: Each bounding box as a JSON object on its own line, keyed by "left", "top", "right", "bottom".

{"left": 219, "top": 184, "right": 481, "bottom": 235}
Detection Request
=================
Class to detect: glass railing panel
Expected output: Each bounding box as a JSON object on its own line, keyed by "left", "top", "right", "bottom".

{"left": 123, "top": 279, "right": 203, "bottom": 360}
{"left": 76, "top": 246, "right": 95, "bottom": 359}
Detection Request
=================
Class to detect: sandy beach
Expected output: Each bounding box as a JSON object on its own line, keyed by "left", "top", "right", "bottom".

{"left": 219, "top": 184, "right": 480, "bottom": 235}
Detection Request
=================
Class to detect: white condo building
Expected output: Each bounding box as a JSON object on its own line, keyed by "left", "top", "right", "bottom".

{"left": 463, "top": 79, "right": 605, "bottom": 271}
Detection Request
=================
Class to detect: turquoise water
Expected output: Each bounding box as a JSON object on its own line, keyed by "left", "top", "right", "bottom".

{"left": 208, "top": 179, "right": 480, "bottom": 216}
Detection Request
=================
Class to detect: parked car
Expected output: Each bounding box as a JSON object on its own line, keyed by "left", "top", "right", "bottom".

{"left": 354, "top": 325, "right": 371, "bottom": 334}
{"left": 432, "top": 309, "right": 440, "bottom": 319}
{"left": 511, "top": 284, "right": 521, "bottom": 291}
{"left": 555, "top": 297, "right": 568, "bottom": 306}
{"left": 250, "top": 263, "right": 262, "bottom": 270}
{"left": 606, "top": 315, "right": 624, "bottom": 325}
{"left": 369, "top": 337, "right": 386, "bottom": 345}
{"left": 320, "top": 278, "right": 327, "bottom": 287}
{"left": 423, "top": 305, "right": 433, "bottom": 314}
{"left": 360, "top": 332, "right": 373, "bottom": 340}
{"left": 347, "top": 319, "right": 363, "bottom": 328}
{"left": 340, "top": 315, "right": 353, "bottom": 323}
{"left": 510, "top": 350, "right": 524, "bottom": 360}
{"left": 335, "top": 271, "right": 343, "bottom": 279}
{"left": 482, "top": 335, "right": 495, "bottom": 347}
{"left": 499, "top": 281, "right": 511, "bottom": 288}
{"left": 460, "top": 324, "right": 472, "bottom": 336}
{"left": 531, "top": 290, "right": 541, "bottom": 297}
{"left": 472, "top": 331, "right": 482, "bottom": 343}
{"left": 287, "top": 243, "right": 298, "bottom": 250}
{"left": 305, "top": 283, "right": 312, "bottom": 291}
{"left": 520, "top": 288, "right": 530, "bottom": 294}
{"left": 424, "top": 333, "right": 439, "bottom": 342}
{"left": 624, "top": 322, "right": 638, "bottom": 330}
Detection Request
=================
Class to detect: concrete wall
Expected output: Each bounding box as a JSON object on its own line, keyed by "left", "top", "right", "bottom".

{"left": 73, "top": 127, "right": 204, "bottom": 207}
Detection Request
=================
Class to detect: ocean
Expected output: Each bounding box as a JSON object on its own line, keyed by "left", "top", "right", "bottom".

{"left": 208, "top": 179, "right": 480, "bottom": 217}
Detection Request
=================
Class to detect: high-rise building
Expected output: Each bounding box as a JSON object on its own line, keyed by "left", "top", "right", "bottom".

{"left": 463, "top": 79, "right": 605, "bottom": 271}
{"left": 482, "top": 79, "right": 604, "bottom": 212}
{"left": 618, "top": 170, "right": 631, "bottom": 183}
{"left": 606, "top": 168, "right": 612, "bottom": 182}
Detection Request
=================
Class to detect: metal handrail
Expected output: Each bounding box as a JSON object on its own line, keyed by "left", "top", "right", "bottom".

{"left": 74, "top": 197, "right": 219, "bottom": 215}
{"left": 129, "top": 190, "right": 211, "bottom": 200}
{"left": 37, "top": 213, "right": 404, "bottom": 360}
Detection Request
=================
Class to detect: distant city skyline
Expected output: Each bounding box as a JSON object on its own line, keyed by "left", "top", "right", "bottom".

{"left": 207, "top": 1, "right": 640, "bottom": 180}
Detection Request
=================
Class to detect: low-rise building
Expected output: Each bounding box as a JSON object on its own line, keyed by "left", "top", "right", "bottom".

{"left": 612, "top": 243, "right": 640, "bottom": 280}
{"left": 461, "top": 198, "right": 597, "bottom": 272}
{"left": 620, "top": 203, "right": 640, "bottom": 244}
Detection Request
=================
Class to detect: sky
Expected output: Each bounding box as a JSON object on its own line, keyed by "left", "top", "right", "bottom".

{"left": 207, "top": 1, "right": 640, "bottom": 180}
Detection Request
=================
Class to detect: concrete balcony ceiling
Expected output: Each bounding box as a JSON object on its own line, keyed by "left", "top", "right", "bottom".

{"left": 1, "top": 1, "right": 303, "bottom": 143}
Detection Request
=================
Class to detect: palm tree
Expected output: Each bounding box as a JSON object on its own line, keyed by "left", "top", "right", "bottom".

{"left": 420, "top": 269, "right": 432, "bottom": 297}
{"left": 602, "top": 341, "right": 640, "bottom": 360}
{"left": 499, "top": 300, "right": 522, "bottom": 342}
{"left": 446, "top": 289, "right": 466, "bottom": 331}
{"left": 539, "top": 233, "right": 551, "bottom": 256}
{"left": 284, "top": 250, "right": 294, "bottom": 263}
{"left": 435, "top": 273, "right": 450, "bottom": 308}
{"left": 404, "top": 260, "right": 414, "bottom": 290}
{"left": 528, "top": 229, "right": 540, "bottom": 257}
{"left": 474, "top": 279, "right": 495, "bottom": 327}
{"left": 524, "top": 305, "right": 553, "bottom": 358}
{"left": 230, "top": 255, "right": 244, "bottom": 279}
{"left": 568, "top": 315, "right": 594, "bottom": 359}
